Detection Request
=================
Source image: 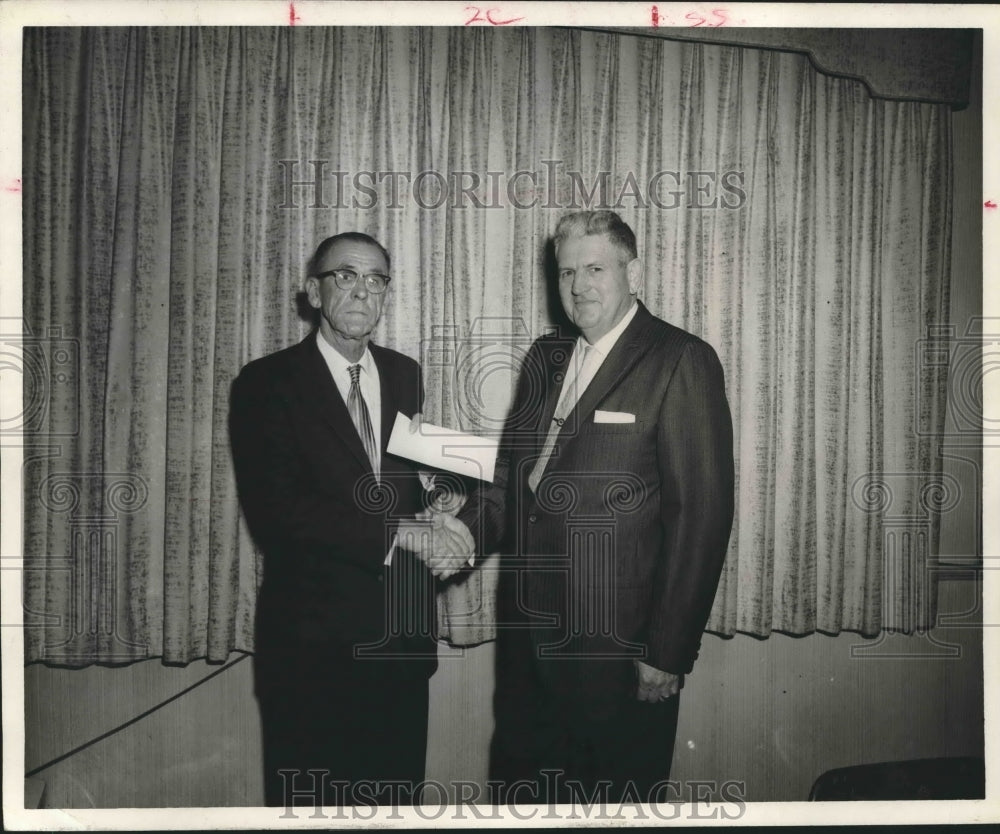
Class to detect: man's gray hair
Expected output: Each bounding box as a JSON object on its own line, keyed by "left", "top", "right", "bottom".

{"left": 553, "top": 210, "right": 638, "bottom": 263}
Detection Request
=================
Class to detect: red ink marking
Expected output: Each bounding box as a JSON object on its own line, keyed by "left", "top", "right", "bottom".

{"left": 5, "top": 178, "right": 21, "bottom": 193}
{"left": 651, "top": 5, "right": 659, "bottom": 27}
{"left": 465, "top": 6, "right": 525, "bottom": 25}
{"left": 986, "top": 200, "right": 998, "bottom": 209}
{"left": 686, "top": 8, "right": 728, "bottom": 27}
{"left": 487, "top": 8, "right": 524, "bottom": 25}
{"left": 289, "top": 2, "right": 301, "bottom": 25}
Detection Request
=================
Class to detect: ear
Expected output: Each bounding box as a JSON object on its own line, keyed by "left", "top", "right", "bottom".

{"left": 627, "top": 258, "right": 643, "bottom": 295}
{"left": 304, "top": 276, "right": 321, "bottom": 309}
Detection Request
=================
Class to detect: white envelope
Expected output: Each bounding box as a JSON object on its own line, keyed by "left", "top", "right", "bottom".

{"left": 386, "top": 412, "right": 498, "bottom": 481}
{"left": 593, "top": 410, "right": 635, "bottom": 424}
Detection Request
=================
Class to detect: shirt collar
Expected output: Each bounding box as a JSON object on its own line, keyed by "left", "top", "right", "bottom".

{"left": 315, "top": 331, "right": 374, "bottom": 378}
{"left": 583, "top": 300, "right": 639, "bottom": 358}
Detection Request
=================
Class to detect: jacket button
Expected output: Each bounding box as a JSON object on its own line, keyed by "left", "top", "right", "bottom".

{"left": 377, "top": 573, "right": 384, "bottom": 583}
{"left": 528, "top": 514, "right": 537, "bottom": 523}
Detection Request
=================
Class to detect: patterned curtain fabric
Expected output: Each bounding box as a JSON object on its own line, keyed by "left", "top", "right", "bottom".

{"left": 625, "top": 28, "right": 975, "bottom": 108}
{"left": 22, "top": 27, "right": 951, "bottom": 665}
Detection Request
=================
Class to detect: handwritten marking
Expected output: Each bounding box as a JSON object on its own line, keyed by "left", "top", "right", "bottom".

{"left": 289, "top": 2, "right": 301, "bottom": 25}
{"left": 986, "top": 200, "right": 998, "bottom": 209}
{"left": 5, "top": 178, "right": 21, "bottom": 193}
{"left": 651, "top": 5, "right": 659, "bottom": 26}
{"left": 686, "top": 8, "right": 728, "bottom": 27}
{"left": 464, "top": 6, "right": 525, "bottom": 25}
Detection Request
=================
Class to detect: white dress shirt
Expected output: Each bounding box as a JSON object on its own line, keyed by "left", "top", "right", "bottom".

{"left": 557, "top": 299, "right": 639, "bottom": 410}
{"left": 315, "top": 334, "right": 382, "bottom": 473}
{"left": 315, "top": 333, "right": 399, "bottom": 566}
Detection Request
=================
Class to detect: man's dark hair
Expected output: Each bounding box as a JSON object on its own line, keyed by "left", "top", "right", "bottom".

{"left": 306, "top": 232, "right": 392, "bottom": 277}
{"left": 553, "top": 210, "right": 638, "bottom": 263}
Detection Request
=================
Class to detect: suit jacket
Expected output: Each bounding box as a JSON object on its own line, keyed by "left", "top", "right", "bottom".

{"left": 460, "top": 302, "right": 734, "bottom": 709}
{"left": 229, "top": 332, "right": 438, "bottom": 692}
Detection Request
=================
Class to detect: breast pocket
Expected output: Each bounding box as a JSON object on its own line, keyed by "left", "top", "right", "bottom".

{"left": 586, "top": 419, "right": 646, "bottom": 435}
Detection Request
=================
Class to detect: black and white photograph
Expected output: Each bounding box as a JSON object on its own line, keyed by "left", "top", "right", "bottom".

{"left": 2, "top": 1, "right": 993, "bottom": 827}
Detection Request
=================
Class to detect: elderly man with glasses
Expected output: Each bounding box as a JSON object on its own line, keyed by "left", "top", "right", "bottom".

{"left": 229, "top": 232, "right": 471, "bottom": 808}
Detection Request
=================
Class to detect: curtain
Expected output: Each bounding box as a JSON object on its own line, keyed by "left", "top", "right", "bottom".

{"left": 22, "top": 27, "right": 952, "bottom": 665}
{"left": 625, "top": 28, "right": 975, "bottom": 108}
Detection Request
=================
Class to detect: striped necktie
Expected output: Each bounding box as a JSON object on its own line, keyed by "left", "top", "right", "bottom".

{"left": 528, "top": 343, "right": 596, "bottom": 493}
{"left": 347, "top": 364, "right": 379, "bottom": 477}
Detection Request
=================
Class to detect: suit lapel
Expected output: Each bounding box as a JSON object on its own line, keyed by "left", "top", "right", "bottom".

{"left": 294, "top": 332, "right": 374, "bottom": 474}
{"left": 370, "top": 343, "right": 397, "bottom": 454}
{"left": 561, "top": 303, "right": 658, "bottom": 434}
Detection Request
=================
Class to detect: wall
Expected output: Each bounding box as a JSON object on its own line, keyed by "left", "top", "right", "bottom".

{"left": 23, "top": 36, "right": 983, "bottom": 809}
{"left": 670, "top": 581, "right": 984, "bottom": 801}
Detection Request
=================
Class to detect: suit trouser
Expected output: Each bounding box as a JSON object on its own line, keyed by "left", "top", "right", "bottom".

{"left": 257, "top": 657, "right": 429, "bottom": 807}
{"left": 490, "top": 613, "right": 681, "bottom": 804}
{"left": 492, "top": 691, "right": 681, "bottom": 804}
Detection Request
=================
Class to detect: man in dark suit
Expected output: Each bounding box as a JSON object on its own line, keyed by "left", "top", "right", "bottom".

{"left": 426, "top": 210, "right": 735, "bottom": 803}
{"left": 229, "top": 232, "right": 472, "bottom": 808}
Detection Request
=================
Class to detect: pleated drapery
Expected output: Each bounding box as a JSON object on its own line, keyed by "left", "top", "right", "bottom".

{"left": 22, "top": 27, "right": 952, "bottom": 665}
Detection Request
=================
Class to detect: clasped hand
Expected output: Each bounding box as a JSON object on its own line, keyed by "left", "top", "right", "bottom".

{"left": 397, "top": 413, "right": 475, "bottom": 580}
{"left": 397, "top": 512, "right": 474, "bottom": 580}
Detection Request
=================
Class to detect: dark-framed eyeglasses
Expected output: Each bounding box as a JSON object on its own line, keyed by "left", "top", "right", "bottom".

{"left": 315, "top": 268, "right": 391, "bottom": 294}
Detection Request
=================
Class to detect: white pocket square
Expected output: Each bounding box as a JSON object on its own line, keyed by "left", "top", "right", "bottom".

{"left": 594, "top": 410, "right": 635, "bottom": 424}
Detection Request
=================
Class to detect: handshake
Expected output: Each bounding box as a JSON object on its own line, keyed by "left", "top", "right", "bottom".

{"left": 395, "top": 413, "right": 475, "bottom": 580}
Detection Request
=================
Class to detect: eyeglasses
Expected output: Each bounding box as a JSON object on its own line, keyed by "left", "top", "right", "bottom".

{"left": 315, "top": 268, "right": 391, "bottom": 294}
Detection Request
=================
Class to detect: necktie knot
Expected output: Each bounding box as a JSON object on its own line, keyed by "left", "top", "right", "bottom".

{"left": 348, "top": 364, "right": 362, "bottom": 385}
